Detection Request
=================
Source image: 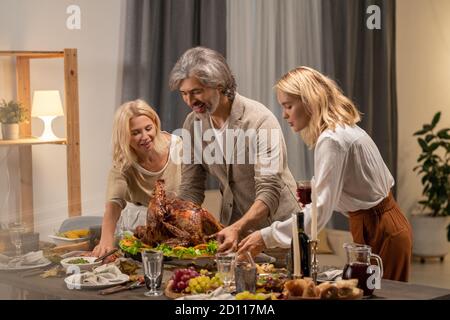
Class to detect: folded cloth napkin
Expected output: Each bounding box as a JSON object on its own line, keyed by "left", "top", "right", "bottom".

{"left": 254, "top": 253, "right": 276, "bottom": 264}
{"left": 318, "top": 269, "right": 343, "bottom": 281}
{"left": 0, "top": 251, "right": 48, "bottom": 268}
{"left": 176, "top": 287, "right": 235, "bottom": 300}
{"left": 68, "top": 264, "right": 124, "bottom": 285}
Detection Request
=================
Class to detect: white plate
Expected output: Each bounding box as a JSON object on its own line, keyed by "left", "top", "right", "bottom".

{"left": 64, "top": 273, "right": 129, "bottom": 290}
{"left": 0, "top": 259, "right": 52, "bottom": 271}
{"left": 48, "top": 235, "right": 90, "bottom": 246}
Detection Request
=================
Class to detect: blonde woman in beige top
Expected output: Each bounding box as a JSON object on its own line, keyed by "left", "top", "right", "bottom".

{"left": 92, "top": 100, "right": 182, "bottom": 257}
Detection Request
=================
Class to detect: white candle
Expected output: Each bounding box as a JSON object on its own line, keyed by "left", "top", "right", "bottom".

{"left": 311, "top": 177, "right": 318, "bottom": 241}
{"left": 291, "top": 213, "right": 301, "bottom": 277}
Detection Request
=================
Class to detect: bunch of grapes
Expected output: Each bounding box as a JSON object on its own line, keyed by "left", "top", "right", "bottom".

{"left": 186, "top": 273, "right": 224, "bottom": 294}
{"left": 235, "top": 291, "right": 270, "bottom": 300}
{"left": 170, "top": 267, "right": 200, "bottom": 293}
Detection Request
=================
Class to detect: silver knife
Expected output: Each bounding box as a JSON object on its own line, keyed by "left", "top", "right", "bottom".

{"left": 98, "top": 281, "right": 144, "bottom": 295}
{"left": 94, "top": 248, "right": 118, "bottom": 263}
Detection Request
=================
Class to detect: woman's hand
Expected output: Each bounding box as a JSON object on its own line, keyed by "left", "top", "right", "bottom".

{"left": 216, "top": 225, "right": 240, "bottom": 252}
{"left": 237, "top": 231, "right": 266, "bottom": 258}
{"left": 92, "top": 241, "right": 116, "bottom": 258}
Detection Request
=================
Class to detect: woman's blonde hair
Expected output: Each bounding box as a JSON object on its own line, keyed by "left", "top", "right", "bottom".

{"left": 112, "top": 99, "right": 166, "bottom": 172}
{"left": 275, "top": 66, "right": 361, "bottom": 147}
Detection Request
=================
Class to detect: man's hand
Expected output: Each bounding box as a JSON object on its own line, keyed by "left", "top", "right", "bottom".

{"left": 92, "top": 241, "right": 115, "bottom": 258}
{"left": 217, "top": 225, "right": 240, "bottom": 252}
{"left": 237, "top": 230, "right": 266, "bottom": 258}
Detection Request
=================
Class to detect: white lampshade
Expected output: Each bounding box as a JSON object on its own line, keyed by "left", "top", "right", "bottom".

{"left": 32, "top": 90, "right": 64, "bottom": 117}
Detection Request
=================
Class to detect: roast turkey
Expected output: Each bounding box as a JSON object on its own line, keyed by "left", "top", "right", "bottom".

{"left": 134, "top": 179, "right": 223, "bottom": 247}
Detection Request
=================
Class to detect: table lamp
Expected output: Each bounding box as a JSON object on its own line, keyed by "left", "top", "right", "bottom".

{"left": 31, "top": 90, "right": 64, "bottom": 140}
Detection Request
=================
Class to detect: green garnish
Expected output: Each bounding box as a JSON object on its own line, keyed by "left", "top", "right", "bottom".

{"left": 154, "top": 240, "right": 218, "bottom": 259}
{"left": 66, "top": 258, "right": 90, "bottom": 264}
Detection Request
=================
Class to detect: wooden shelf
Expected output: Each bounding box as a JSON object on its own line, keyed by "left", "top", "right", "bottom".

{"left": 1, "top": 49, "right": 81, "bottom": 230}
{"left": 0, "top": 51, "right": 64, "bottom": 59}
{"left": 0, "top": 137, "right": 67, "bottom": 146}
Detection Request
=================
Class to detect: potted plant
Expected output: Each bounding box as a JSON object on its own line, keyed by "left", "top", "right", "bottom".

{"left": 0, "top": 99, "right": 28, "bottom": 140}
{"left": 412, "top": 111, "right": 450, "bottom": 261}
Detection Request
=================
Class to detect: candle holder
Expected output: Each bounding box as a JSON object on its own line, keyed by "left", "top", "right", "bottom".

{"left": 309, "top": 239, "right": 319, "bottom": 284}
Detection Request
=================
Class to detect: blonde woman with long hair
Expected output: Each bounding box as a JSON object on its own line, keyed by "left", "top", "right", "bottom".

{"left": 93, "top": 100, "right": 181, "bottom": 257}
{"left": 238, "top": 67, "right": 412, "bottom": 282}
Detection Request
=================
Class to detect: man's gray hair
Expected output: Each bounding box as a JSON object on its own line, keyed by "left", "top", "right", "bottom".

{"left": 169, "top": 47, "right": 237, "bottom": 101}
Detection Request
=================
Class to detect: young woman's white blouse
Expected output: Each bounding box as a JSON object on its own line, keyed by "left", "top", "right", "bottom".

{"left": 260, "top": 124, "right": 395, "bottom": 248}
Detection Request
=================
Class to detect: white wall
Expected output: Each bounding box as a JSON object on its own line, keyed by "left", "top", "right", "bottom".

{"left": 396, "top": 0, "right": 450, "bottom": 216}
{"left": 0, "top": 0, "right": 125, "bottom": 238}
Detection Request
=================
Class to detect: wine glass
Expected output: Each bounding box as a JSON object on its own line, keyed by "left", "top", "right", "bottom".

{"left": 9, "top": 222, "right": 25, "bottom": 257}
{"left": 141, "top": 250, "right": 163, "bottom": 296}
{"left": 296, "top": 180, "right": 312, "bottom": 208}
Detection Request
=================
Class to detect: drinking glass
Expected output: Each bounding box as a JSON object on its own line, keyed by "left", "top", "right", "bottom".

{"left": 9, "top": 223, "right": 25, "bottom": 257}
{"left": 141, "top": 250, "right": 164, "bottom": 296}
{"left": 234, "top": 253, "right": 257, "bottom": 293}
{"left": 216, "top": 252, "right": 235, "bottom": 292}
{"left": 296, "top": 180, "right": 312, "bottom": 207}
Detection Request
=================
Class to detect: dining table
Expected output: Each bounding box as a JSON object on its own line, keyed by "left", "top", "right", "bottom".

{"left": 0, "top": 264, "right": 449, "bottom": 300}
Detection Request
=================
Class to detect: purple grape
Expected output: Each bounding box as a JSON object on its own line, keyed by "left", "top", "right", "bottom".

{"left": 177, "top": 281, "right": 186, "bottom": 290}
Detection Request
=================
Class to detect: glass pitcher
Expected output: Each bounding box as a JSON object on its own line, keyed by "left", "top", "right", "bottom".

{"left": 342, "top": 243, "right": 383, "bottom": 297}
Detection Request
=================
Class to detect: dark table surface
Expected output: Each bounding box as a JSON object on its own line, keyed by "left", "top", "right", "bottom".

{"left": 1, "top": 267, "right": 449, "bottom": 300}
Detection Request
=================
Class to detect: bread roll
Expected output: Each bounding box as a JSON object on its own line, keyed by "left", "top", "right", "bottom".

{"left": 302, "top": 281, "right": 319, "bottom": 298}
{"left": 335, "top": 279, "right": 358, "bottom": 288}
{"left": 318, "top": 282, "right": 339, "bottom": 299}
{"left": 284, "top": 279, "right": 307, "bottom": 297}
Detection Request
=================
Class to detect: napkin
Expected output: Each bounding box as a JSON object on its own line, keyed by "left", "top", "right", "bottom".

{"left": 317, "top": 269, "right": 343, "bottom": 281}
{"left": 68, "top": 264, "right": 124, "bottom": 285}
{"left": 176, "top": 287, "right": 235, "bottom": 300}
{"left": 0, "top": 251, "right": 48, "bottom": 268}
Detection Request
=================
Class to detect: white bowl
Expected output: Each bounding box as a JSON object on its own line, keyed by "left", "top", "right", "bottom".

{"left": 60, "top": 256, "right": 102, "bottom": 272}
{"left": 48, "top": 235, "right": 90, "bottom": 246}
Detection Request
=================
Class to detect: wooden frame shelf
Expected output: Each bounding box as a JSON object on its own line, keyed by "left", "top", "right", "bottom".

{"left": 0, "top": 49, "right": 81, "bottom": 231}
{"left": 0, "top": 51, "right": 64, "bottom": 59}
{"left": 0, "top": 137, "right": 67, "bottom": 146}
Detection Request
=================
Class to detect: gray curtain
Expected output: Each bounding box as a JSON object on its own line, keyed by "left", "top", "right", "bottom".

{"left": 226, "top": 0, "right": 320, "bottom": 182}
{"left": 321, "top": 0, "right": 398, "bottom": 191}
{"left": 122, "top": 0, "right": 227, "bottom": 132}
{"left": 321, "top": 0, "right": 397, "bottom": 230}
{"left": 121, "top": 0, "right": 226, "bottom": 189}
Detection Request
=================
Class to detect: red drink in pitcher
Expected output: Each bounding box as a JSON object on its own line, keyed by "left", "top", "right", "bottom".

{"left": 342, "top": 262, "right": 374, "bottom": 296}
{"left": 343, "top": 243, "right": 384, "bottom": 297}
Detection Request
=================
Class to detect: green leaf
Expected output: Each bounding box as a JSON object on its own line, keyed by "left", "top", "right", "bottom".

{"left": 414, "top": 128, "right": 429, "bottom": 136}
{"left": 425, "top": 134, "right": 435, "bottom": 142}
{"left": 437, "top": 129, "right": 450, "bottom": 140}
{"left": 431, "top": 112, "right": 441, "bottom": 129}
{"left": 418, "top": 138, "right": 429, "bottom": 152}
{"left": 423, "top": 183, "right": 430, "bottom": 194}
{"left": 423, "top": 159, "right": 432, "bottom": 171}
{"left": 416, "top": 154, "right": 426, "bottom": 162}
{"left": 428, "top": 142, "right": 440, "bottom": 152}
